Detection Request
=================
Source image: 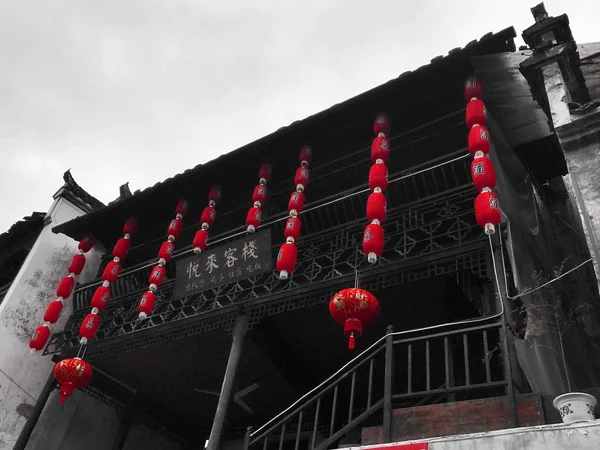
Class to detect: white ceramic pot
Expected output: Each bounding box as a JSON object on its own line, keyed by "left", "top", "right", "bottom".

{"left": 553, "top": 392, "right": 597, "bottom": 424}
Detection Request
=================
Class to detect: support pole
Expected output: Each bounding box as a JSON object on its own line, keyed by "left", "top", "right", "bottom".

{"left": 206, "top": 313, "right": 248, "bottom": 450}
{"left": 13, "top": 369, "right": 57, "bottom": 450}
{"left": 112, "top": 395, "right": 137, "bottom": 450}
{"left": 383, "top": 325, "right": 394, "bottom": 443}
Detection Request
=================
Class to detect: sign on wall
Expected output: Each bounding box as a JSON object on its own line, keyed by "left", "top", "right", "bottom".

{"left": 174, "top": 229, "right": 272, "bottom": 298}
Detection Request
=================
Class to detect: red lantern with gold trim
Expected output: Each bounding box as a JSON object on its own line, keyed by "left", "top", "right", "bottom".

{"left": 329, "top": 288, "right": 380, "bottom": 350}
{"left": 53, "top": 358, "right": 93, "bottom": 404}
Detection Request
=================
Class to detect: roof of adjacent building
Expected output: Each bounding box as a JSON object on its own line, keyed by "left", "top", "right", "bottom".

{"left": 58, "top": 170, "right": 105, "bottom": 213}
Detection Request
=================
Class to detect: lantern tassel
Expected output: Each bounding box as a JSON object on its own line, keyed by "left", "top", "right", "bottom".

{"left": 59, "top": 394, "right": 66, "bottom": 404}
{"left": 348, "top": 332, "right": 355, "bottom": 351}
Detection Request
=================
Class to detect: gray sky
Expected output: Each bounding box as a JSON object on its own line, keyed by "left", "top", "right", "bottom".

{"left": 0, "top": 1, "right": 597, "bottom": 233}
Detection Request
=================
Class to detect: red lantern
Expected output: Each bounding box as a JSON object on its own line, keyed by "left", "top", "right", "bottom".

{"left": 68, "top": 253, "right": 86, "bottom": 276}
{"left": 466, "top": 99, "right": 487, "bottom": 128}
{"left": 246, "top": 206, "right": 262, "bottom": 233}
{"left": 123, "top": 217, "right": 139, "bottom": 238}
{"left": 208, "top": 186, "right": 222, "bottom": 206}
{"left": 149, "top": 264, "right": 166, "bottom": 289}
{"left": 471, "top": 155, "right": 497, "bottom": 192}
{"left": 258, "top": 163, "right": 272, "bottom": 183}
{"left": 464, "top": 76, "right": 484, "bottom": 102}
{"left": 373, "top": 113, "right": 391, "bottom": 136}
{"left": 475, "top": 190, "right": 501, "bottom": 235}
{"left": 329, "top": 288, "right": 380, "bottom": 350}
{"left": 112, "top": 237, "right": 131, "bottom": 260}
{"left": 201, "top": 206, "right": 216, "bottom": 229}
{"left": 102, "top": 261, "right": 121, "bottom": 284}
{"left": 252, "top": 184, "right": 268, "bottom": 207}
{"left": 193, "top": 229, "right": 209, "bottom": 254}
{"left": 288, "top": 191, "right": 305, "bottom": 215}
{"left": 276, "top": 242, "right": 298, "bottom": 280}
{"left": 53, "top": 358, "right": 93, "bottom": 404}
{"left": 371, "top": 135, "right": 390, "bottom": 163}
{"left": 299, "top": 145, "right": 313, "bottom": 167}
{"left": 29, "top": 324, "right": 50, "bottom": 352}
{"left": 158, "top": 241, "right": 175, "bottom": 262}
{"left": 294, "top": 167, "right": 310, "bottom": 192}
{"left": 78, "top": 234, "right": 96, "bottom": 253}
{"left": 369, "top": 162, "right": 388, "bottom": 191}
{"left": 467, "top": 125, "right": 491, "bottom": 156}
{"left": 79, "top": 312, "right": 100, "bottom": 344}
{"left": 167, "top": 218, "right": 183, "bottom": 238}
{"left": 175, "top": 199, "right": 189, "bottom": 216}
{"left": 284, "top": 216, "right": 302, "bottom": 243}
{"left": 44, "top": 299, "right": 64, "bottom": 324}
{"left": 363, "top": 222, "right": 385, "bottom": 263}
{"left": 56, "top": 276, "right": 75, "bottom": 299}
{"left": 138, "top": 291, "right": 157, "bottom": 319}
{"left": 367, "top": 191, "right": 387, "bottom": 224}
{"left": 90, "top": 286, "right": 110, "bottom": 311}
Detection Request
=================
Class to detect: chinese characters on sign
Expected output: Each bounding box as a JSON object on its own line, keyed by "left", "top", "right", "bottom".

{"left": 175, "top": 229, "right": 272, "bottom": 298}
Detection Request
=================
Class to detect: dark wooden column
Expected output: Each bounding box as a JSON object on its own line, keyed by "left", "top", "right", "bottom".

{"left": 206, "top": 312, "right": 248, "bottom": 450}
{"left": 112, "top": 395, "right": 137, "bottom": 450}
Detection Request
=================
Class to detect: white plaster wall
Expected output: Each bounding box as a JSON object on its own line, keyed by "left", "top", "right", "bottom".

{"left": 0, "top": 197, "right": 104, "bottom": 449}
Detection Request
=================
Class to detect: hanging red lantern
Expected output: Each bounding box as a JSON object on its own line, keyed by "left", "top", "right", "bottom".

{"left": 471, "top": 155, "right": 497, "bottom": 192}
{"left": 201, "top": 206, "right": 216, "bottom": 229}
{"left": 371, "top": 135, "right": 390, "bottom": 163}
{"left": 56, "top": 275, "right": 75, "bottom": 299}
{"left": 369, "top": 162, "right": 388, "bottom": 192}
{"left": 53, "top": 358, "right": 93, "bottom": 404}
{"left": 329, "top": 288, "right": 380, "bottom": 350}
{"left": 29, "top": 324, "right": 50, "bottom": 352}
{"left": 158, "top": 240, "right": 175, "bottom": 263}
{"left": 123, "top": 217, "right": 139, "bottom": 238}
{"left": 44, "top": 299, "right": 64, "bottom": 324}
{"left": 79, "top": 310, "right": 100, "bottom": 344}
{"left": 475, "top": 190, "right": 501, "bottom": 235}
{"left": 167, "top": 218, "right": 183, "bottom": 239}
{"left": 276, "top": 242, "right": 298, "bottom": 280}
{"left": 467, "top": 125, "right": 491, "bottom": 156}
{"left": 366, "top": 191, "right": 387, "bottom": 224}
{"left": 175, "top": 199, "right": 189, "bottom": 216}
{"left": 68, "top": 253, "right": 86, "bottom": 276}
{"left": 78, "top": 234, "right": 96, "bottom": 253}
{"left": 464, "top": 76, "right": 484, "bottom": 102}
{"left": 246, "top": 206, "right": 262, "bottom": 233}
{"left": 138, "top": 291, "right": 157, "bottom": 319}
{"left": 112, "top": 237, "right": 131, "bottom": 260}
{"left": 284, "top": 216, "right": 302, "bottom": 243}
{"left": 466, "top": 99, "right": 487, "bottom": 129}
{"left": 193, "top": 229, "right": 209, "bottom": 254}
{"left": 288, "top": 191, "right": 305, "bottom": 216}
{"left": 208, "top": 186, "right": 222, "bottom": 206}
{"left": 149, "top": 264, "right": 166, "bottom": 290}
{"left": 258, "top": 163, "right": 272, "bottom": 184}
{"left": 373, "top": 113, "right": 391, "bottom": 136}
{"left": 294, "top": 167, "right": 310, "bottom": 192}
{"left": 363, "top": 222, "right": 385, "bottom": 264}
{"left": 102, "top": 261, "right": 121, "bottom": 284}
{"left": 299, "top": 145, "right": 313, "bottom": 167}
{"left": 252, "top": 184, "right": 268, "bottom": 208}
{"left": 90, "top": 286, "right": 110, "bottom": 311}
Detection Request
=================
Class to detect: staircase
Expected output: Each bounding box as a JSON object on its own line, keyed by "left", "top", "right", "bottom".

{"left": 243, "top": 320, "right": 512, "bottom": 450}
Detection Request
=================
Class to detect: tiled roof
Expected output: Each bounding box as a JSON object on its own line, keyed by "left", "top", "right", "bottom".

{"left": 59, "top": 170, "right": 105, "bottom": 213}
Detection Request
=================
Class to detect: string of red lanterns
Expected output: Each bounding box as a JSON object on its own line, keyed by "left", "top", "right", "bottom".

{"left": 28, "top": 234, "right": 97, "bottom": 352}
{"left": 464, "top": 77, "right": 501, "bottom": 235}
{"left": 137, "top": 201, "right": 189, "bottom": 319}
{"left": 192, "top": 186, "right": 222, "bottom": 255}
{"left": 329, "top": 287, "right": 380, "bottom": 350}
{"left": 363, "top": 113, "right": 391, "bottom": 264}
{"left": 246, "top": 164, "right": 272, "bottom": 233}
{"left": 276, "top": 146, "right": 312, "bottom": 280}
{"left": 80, "top": 217, "right": 139, "bottom": 343}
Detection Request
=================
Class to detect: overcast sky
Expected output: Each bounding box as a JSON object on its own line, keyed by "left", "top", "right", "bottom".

{"left": 0, "top": 1, "right": 597, "bottom": 232}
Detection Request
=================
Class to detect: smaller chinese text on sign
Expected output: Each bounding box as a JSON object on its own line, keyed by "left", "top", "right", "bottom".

{"left": 175, "top": 229, "right": 272, "bottom": 298}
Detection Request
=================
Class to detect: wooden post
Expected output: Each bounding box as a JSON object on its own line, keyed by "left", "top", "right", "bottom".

{"left": 206, "top": 313, "right": 248, "bottom": 450}
{"left": 111, "top": 394, "right": 137, "bottom": 450}
{"left": 13, "top": 370, "right": 57, "bottom": 450}
{"left": 383, "top": 325, "right": 394, "bottom": 443}
{"left": 242, "top": 426, "right": 253, "bottom": 450}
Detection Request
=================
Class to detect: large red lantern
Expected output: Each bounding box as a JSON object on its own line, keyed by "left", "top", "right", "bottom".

{"left": 43, "top": 299, "right": 64, "bottom": 324}
{"left": 252, "top": 184, "right": 268, "bottom": 208}
{"left": 475, "top": 190, "right": 501, "bottom": 235}
{"left": 246, "top": 206, "right": 262, "bottom": 233}
{"left": 373, "top": 113, "right": 391, "bottom": 136}
{"left": 53, "top": 358, "right": 93, "bottom": 403}
{"left": 467, "top": 125, "right": 490, "bottom": 156}
{"left": 79, "top": 310, "right": 100, "bottom": 344}
{"left": 158, "top": 240, "right": 175, "bottom": 263}
{"left": 471, "top": 155, "right": 497, "bottom": 192}
{"left": 371, "top": 135, "right": 390, "bottom": 163}
{"left": 201, "top": 206, "right": 216, "bottom": 230}
{"left": 193, "top": 229, "right": 209, "bottom": 254}
{"left": 29, "top": 324, "right": 50, "bottom": 352}
{"left": 78, "top": 234, "right": 96, "bottom": 253}
{"left": 363, "top": 222, "right": 385, "bottom": 263}
{"left": 68, "top": 253, "right": 86, "bottom": 276}
{"left": 466, "top": 98, "right": 487, "bottom": 128}
{"left": 167, "top": 218, "right": 183, "bottom": 239}
{"left": 329, "top": 288, "right": 380, "bottom": 350}
{"left": 112, "top": 237, "right": 131, "bottom": 260}
{"left": 366, "top": 191, "right": 387, "bottom": 224}
{"left": 56, "top": 275, "right": 75, "bottom": 299}
{"left": 288, "top": 191, "right": 305, "bottom": 216}
{"left": 123, "top": 217, "right": 139, "bottom": 238}
{"left": 284, "top": 216, "right": 302, "bottom": 243}
{"left": 102, "top": 261, "right": 121, "bottom": 284}
{"left": 276, "top": 242, "right": 298, "bottom": 280}
{"left": 369, "top": 162, "right": 388, "bottom": 192}
{"left": 294, "top": 167, "right": 310, "bottom": 192}
{"left": 464, "top": 76, "right": 484, "bottom": 101}
{"left": 149, "top": 264, "right": 166, "bottom": 290}
{"left": 138, "top": 291, "right": 157, "bottom": 319}
{"left": 90, "top": 286, "right": 110, "bottom": 311}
